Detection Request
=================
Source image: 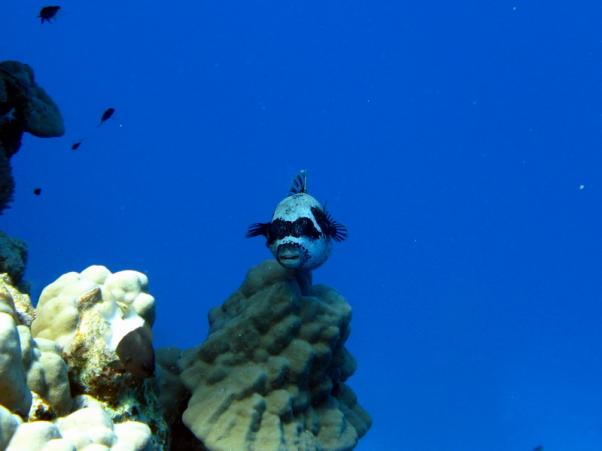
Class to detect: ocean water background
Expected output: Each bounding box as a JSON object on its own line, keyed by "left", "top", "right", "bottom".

{"left": 3, "top": 1, "right": 602, "bottom": 450}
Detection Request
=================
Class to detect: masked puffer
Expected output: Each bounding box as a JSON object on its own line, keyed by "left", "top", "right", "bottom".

{"left": 246, "top": 170, "right": 347, "bottom": 271}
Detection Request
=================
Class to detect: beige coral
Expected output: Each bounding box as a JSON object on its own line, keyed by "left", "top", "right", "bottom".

{"left": 0, "top": 274, "right": 72, "bottom": 419}
{"left": 31, "top": 265, "right": 154, "bottom": 369}
{"left": 179, "top": 260, "right": 371, "bottom": 451}
{"left": 29, "top": 266, "right": 167, "bottom": 446}
{"left": 4, "top": 402, "right": 153, "bottom": 451}
{"left": 0, "top": 310, "right": 32, "bottom": 416}
{"left": 0, "top": 403, "right": 22, "bottom": 449}
{"left": 0, "top": 273, "right": 35, "bottom": 326}
{"left": 0, "top": 270, "right": 167, "bottom": 449}
{"left": 20, "top": 331, "right": 73, "bottom": 416}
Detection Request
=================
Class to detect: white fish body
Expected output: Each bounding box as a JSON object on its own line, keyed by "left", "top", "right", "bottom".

{"left": 247, "top": 171, "right": 346, "bottom": 271}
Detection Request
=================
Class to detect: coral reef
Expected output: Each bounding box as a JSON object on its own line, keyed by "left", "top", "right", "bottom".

{"left": 0, "top": 230, "right": 27, "bottom": 286}
{"left": 0, "top": 152, "right": 13, "bottom": 216}
{"left": 155, "top": 348, "right": 205, "bottom": 451}
{"left": 0, "top": 268, "right": 166, "bottom": 450}
{"left": 178, "top": 260, "right": 371, "bottom": 451}
{"left": 0, "top": 60, "right": 65, "bottom": 213}
{"left": 0, "top": 260, "right": 370, "bottom": 450}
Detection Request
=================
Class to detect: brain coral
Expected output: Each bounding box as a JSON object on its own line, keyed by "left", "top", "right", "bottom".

{"left": 179, "top": 260, "right": 371, "bottom": 451}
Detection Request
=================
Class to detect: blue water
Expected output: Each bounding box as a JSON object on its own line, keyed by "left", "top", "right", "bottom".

{"left": 3, "top": 1, "right": 602, "bottom": 449}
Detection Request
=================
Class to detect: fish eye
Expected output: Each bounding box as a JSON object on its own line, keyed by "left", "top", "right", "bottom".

{"left": 270, "top": 221, "right": 285, "bottom": 237}
{"left": 293, "top": 221, "right": 305, "bottom": 235}
{"left": 296, "top": 218, "right": 320, "bottom": 238}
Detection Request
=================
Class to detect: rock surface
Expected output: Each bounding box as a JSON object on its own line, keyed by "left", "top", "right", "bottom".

{"left": 179, "top": 260, "right": 371, "bottom": 451}
{"left": 0, "top": 231, "right": 27, "bottom": 286}
{"left": 0, "top": 260, "right": 371, "bottom": 450}
{"left": 0, "top": 60, "right": 65, "bottom": 214}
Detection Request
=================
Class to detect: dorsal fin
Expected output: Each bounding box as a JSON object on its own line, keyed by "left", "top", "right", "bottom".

{"left": 290, "top": 170, "right": 308, "bottom": 194}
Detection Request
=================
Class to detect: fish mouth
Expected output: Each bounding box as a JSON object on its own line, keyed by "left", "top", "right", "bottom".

{"left": 276, "top": 243, "right": 306, "bottom": 269}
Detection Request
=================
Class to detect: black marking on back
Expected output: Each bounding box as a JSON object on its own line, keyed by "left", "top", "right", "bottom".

{"left": 311, "top": 206, "right": 347, "bottom": 242}
{"left": 290, "top": 170, "right": 307, "bottom": 194}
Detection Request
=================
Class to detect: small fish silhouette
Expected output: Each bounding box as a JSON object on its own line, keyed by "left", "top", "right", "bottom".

{"left": 38, "top": 6, "right": 60, "bottom": 24}
{"left": 99, "top": 107, "right": 115, "bottom": 126}
{"left": 71, "top": 141, "right": 82, "bottom": 150}
{"left": 33, "top": 188, "right": 42, "bottom": 196}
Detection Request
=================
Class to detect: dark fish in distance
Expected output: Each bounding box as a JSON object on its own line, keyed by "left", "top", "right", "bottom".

{"left": 533, "top": 447, "right": 544, "bottom": 451}
{"left": 38, "top": 6, "right": 60, "bottom": 24}
{"left": 33, "top": 188, "right": 42, "bottom": 196}
{"left": 98, "top": 107, "right": 115, "bottom": 126}
{"left": 71, "top": 141, "right": 82, "bottom": 150}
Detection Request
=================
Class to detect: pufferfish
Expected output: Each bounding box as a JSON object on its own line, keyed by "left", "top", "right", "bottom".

{"left": 246, "top": 170, "right": 347, "bottom": 271}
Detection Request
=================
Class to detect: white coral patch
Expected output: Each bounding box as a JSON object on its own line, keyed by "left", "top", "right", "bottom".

{"left": 107, "top": 310, "right": 145, "bottom": 352}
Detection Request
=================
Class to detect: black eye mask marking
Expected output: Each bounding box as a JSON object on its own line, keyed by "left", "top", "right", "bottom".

{"left": 311, "top": 206, "right": 347, "bottom": 242}
{"left": 266, "top": 217, "right": 321, "bottom": 245}
{"left": 246, "top": 217, "right": 321, "bottom": 244}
